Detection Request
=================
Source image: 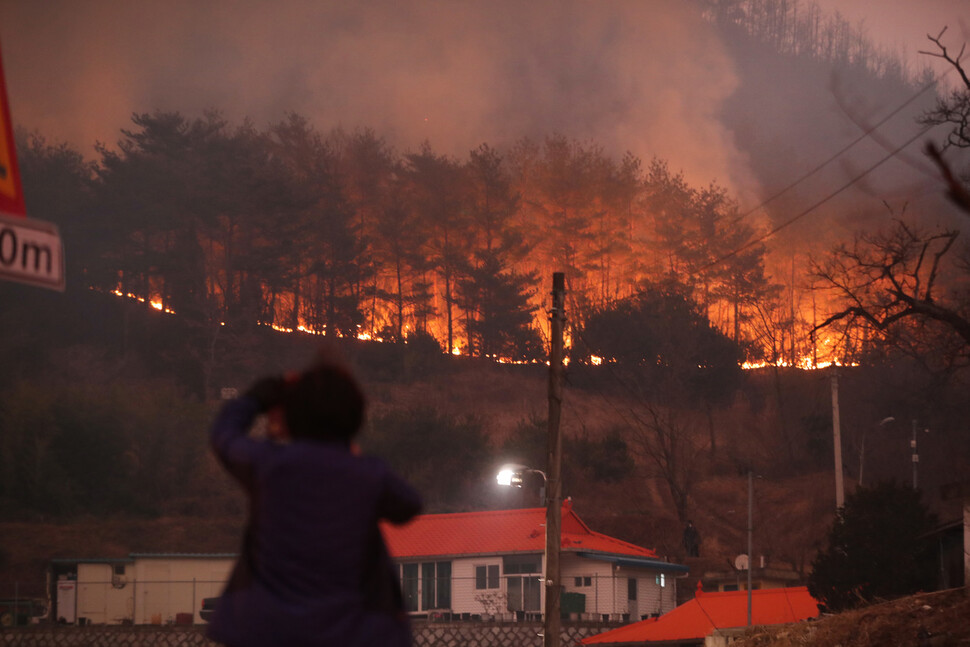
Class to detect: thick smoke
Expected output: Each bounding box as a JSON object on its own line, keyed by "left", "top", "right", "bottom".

{"left": 0, "top": 1, "right": 750, "bottom": 191}
{"left": 0, "top": 0, "right": 967, "bottom": 249}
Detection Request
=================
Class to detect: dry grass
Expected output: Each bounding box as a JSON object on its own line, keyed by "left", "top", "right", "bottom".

{"left": 734, "top": 588, "right": 970, "bottom": 647}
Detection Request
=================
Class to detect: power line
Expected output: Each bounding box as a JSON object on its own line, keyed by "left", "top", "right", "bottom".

{"left": 698, "top": 68, "right": 952, "bottom": 272}
{"left": 703, "top": 119, "right": 941, "bottom": 270}
{"left": 736, "top": 73, "right": 943, "bottom": 223}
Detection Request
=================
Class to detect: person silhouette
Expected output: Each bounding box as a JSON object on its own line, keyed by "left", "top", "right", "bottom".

{"left": 683, "top": 521, "right": 700, "bottom": 557}
{"left": 207, "top": 354, "right": 422, "bottom": 647}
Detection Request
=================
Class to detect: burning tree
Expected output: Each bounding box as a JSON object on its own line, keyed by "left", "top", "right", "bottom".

{"left": 810, "top": 220, "right": 970, "bottom": 368}
{"left": 811, "top": 29, "right": 970, "bottom": 366}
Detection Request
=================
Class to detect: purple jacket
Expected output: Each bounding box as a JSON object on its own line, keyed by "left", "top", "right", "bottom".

{"left": 208, "top": 397, "right": 422, "bottom": 647}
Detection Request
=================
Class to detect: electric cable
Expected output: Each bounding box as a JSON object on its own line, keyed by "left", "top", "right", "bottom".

{"left": 737, "top": 72, "right": 944, "bottom": 222}
{"left": 702, "top": 119, "right": 942, "bottom": 270}
{"left": 697, "top": 67, "right": 953, "bottom": 274}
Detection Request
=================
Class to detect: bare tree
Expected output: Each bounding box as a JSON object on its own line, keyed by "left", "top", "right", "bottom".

{"left": 628, "top": 402, "right": 707, "bottom": 523}
{"left": 812, "top": 30, "right": 970, "bottom": 362}
{"left": 811, "top": 220, "right": 970, "bottom": 353}
{"left": 920, "top": 28, "right": 970, "bottom": 216}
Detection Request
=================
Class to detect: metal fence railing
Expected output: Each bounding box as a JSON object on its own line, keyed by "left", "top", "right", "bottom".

{"left": 38, "top": 573, "right": 673, "bottom": 626}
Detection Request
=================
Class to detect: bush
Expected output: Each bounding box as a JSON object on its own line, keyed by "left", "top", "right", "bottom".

{"left": 808, "top": 481, "right": 937, "bottom": 612}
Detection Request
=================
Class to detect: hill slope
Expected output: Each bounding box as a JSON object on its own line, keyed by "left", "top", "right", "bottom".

{"left": 734, "top": 588, "right": 970, "bottom": 647}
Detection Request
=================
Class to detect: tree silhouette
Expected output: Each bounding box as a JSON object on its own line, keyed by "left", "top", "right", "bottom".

{"left": 811, "top": 220, "right": 970, "bottom": 367}
{"left": 809, "top": 481, "right": 936, "bottom": 612}
{"left": 581, "top": 281, "right": 743, "bottom": 403}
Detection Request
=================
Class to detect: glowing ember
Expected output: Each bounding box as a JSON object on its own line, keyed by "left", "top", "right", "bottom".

{"left": 108, "top": 289, "right": 176, "bottom": 314}
{"left": 741, "top": 358, "right": 859, "bottom": 370}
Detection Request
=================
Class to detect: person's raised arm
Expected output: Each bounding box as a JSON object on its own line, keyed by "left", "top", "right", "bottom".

{"left": 209, "top": 376, "right": 287, "bottom": 485}
{"left": 377, "top": 468, "right": 422, "bottom": 525}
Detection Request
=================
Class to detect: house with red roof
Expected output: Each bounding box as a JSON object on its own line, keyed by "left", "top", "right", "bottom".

{"left": 380, "top": 503, "right": 688, "bottom": 622}
{"left": 581, "top": 585, "right": 819, "bottom": 646}
{"left": 47, "top": 504, "right": 686, "bottom": 626}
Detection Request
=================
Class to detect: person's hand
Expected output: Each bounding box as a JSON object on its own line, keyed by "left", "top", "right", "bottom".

{"left": 244, "top": 376, "right": 287, "bottom": 413}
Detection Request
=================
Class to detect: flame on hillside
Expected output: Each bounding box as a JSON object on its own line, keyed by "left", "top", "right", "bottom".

{"left": 104, "top": 288, "right": 853, "bottom": 371}
{"left": 110, "top": 289, "right": 176, "bottom": 315}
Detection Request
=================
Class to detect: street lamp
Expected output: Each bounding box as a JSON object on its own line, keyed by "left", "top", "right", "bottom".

{"left": 497, "top": 463, "right": 546, "bottom": 505}
{"left": 496, "top": 463, "right": 557, "bottom": 643}
{"left": 911, "top": 419, "right": 929, "bottom": 490}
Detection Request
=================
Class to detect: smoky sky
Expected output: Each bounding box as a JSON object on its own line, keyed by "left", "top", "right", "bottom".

{"left": 0, "top": 1, "right": 753, "bottom": 191}
{"left": 0, "top": 0, "right": 968, "bottom": 239}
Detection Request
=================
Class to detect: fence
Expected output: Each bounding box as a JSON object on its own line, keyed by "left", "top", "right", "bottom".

{"left": 49, "top": 573, "right": 673, "bottom": 626}
{"left": 0, "top": 621, "right": 620, "bottom": 647}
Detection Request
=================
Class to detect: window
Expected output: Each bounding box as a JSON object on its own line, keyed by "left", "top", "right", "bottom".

{"left": 654, "top": 573, "right": 666, "bottom": 588}
{"left": 435, "top": 562, "right": 451, "bottom": 608}
{"left": 401, "top": 564, "right": 419, "bottom": 612}
{"left": 507, "top": 575, "right": 541, "bottom": 612}
{"left": 476, "top": 565, "right": 500, "bottom": 590}
{"left": 503, "top": 555, "right": 541, "bottom": 574}
{"left": 628, "top": 578, "right": 637, "bottom": 600}
{"left": 504, "top": 555, "right": 541, "bottom": 612}
{"left": 574, "top": 576, "right": 592, "bottom": 587}
{"left": 407, "top": 561, "right": 450, "bottom": 611}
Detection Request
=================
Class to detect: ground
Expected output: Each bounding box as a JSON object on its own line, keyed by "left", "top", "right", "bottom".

{"left": 732, "top": 588, "right": 970, "bottom": 647}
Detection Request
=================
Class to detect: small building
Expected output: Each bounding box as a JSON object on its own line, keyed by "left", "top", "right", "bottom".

{"left": 47, "top": 505, "right": 685, "bottom": 625}
{"left": 581, "top": 586, "right": 819, "bottom": 646}
{"left": 700, "top": 557, "right": 802, "bottom": 592}
{"left": 381, "top": 504, "right": 688, "bottom": 621}
{"left": 49, "top": 554, "right": 234, "bottom": 625}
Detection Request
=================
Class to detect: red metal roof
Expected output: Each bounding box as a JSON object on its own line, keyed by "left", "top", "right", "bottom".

{"left": 582, "top": 586, "right": 819, "bottom": 644}
{"left": 382, "top": 505, "right": 659, "bottom": 560}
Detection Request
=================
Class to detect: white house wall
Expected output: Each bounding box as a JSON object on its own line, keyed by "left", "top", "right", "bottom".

{"left": 450, "top": 556, "right": 505, "bottom": 616}
{"left": 560, "top": 556, "right": 617, "bottom": 618}
{"left": 67, "top": 553, "right": 678, "bottom": 624}
{"left": 559, "top": 556, "right": 679, "bottom": 621}
{"left": 76, "top": 564, "right": 131, "bottom": 624}
{"left": 129, "top": 557, "right": 231, "bottom": 624}
{"left": 72, "top": 557, "right": 233, "bottom": 625}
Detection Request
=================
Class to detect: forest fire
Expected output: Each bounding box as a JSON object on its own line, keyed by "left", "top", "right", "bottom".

{"left": 110, "top": 289, "right": 175, "bottom": 315}
{"left": 106, "top": 286, "right": 852, "bottom": 371}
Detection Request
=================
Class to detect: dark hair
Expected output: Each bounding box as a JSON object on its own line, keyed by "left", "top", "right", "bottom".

{"left": 283, "top": 361, "right": 366, "bottom": 443}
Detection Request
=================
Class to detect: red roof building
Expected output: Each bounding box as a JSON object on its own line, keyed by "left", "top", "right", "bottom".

{"left": 582, "top": 586, "right": 820, "bottom": 645}
{"left": 380, "top": 504, "right": 687, "bottom": 621}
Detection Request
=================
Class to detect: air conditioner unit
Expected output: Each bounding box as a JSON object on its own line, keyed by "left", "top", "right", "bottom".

{"left": 111, "top": 575, "right": 127, "bottom": 589}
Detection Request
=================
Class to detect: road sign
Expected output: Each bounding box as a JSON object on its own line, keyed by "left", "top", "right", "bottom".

{"left": 0, "top": 213, "right": 64, "bottom": 290}
{"left": 0, "top": 40, "right": 64, "bottom": 290}
{"left": 0, "top": 45, "right": 25, "bottom": 217}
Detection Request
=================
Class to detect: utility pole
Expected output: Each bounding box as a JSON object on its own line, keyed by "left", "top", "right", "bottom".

{"left": 911, "top": 419, "right": 919, "bottom": 490}
{"left": 545, "top": 272, "right": 565, "bottom": 647}
{"left": 831, "top": 368, "right": 844, "bottom": 509}
{"left": 747, "top": 470, "right": 753, "bottom": 627}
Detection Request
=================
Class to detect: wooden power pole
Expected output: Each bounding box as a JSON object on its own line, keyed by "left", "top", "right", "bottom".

{"left": 545, "top": 272, "right": 565, "bottom": 647}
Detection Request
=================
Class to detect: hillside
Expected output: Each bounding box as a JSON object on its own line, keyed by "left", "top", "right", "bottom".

{"left": 733, "top": 588, "right": 970, "bottom": 647}
{"left": 1, "top": 289, "right": 966, "bottom": 614}
{"left": 0, "top": 342, "right": 841, "bottom": 604}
